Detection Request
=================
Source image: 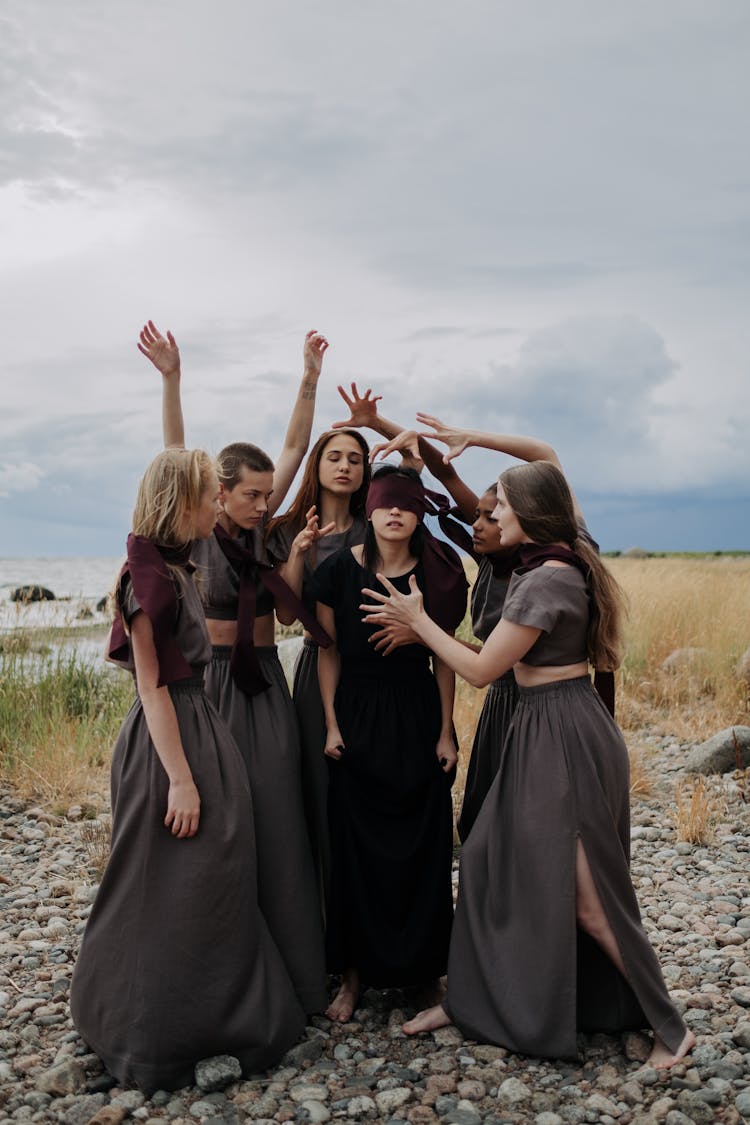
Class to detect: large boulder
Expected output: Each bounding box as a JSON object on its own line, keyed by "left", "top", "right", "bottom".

{"left": 620, "top": 547, "right": 649, "bottom": 559}
{"left": 661, "top": 647, "right": 711, "bottom": 672}
{"left": 685, "top": 726, "right": 750, "bottom": 775}
{"left": 10, "top": 585, "right": 55, "bottom": 603}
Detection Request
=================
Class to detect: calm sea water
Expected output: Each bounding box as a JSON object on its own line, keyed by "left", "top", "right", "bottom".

{"left": 0, "top": 557, "right": 123, "bottom": 633}
{"left": 0, "top": 556, "right": 302, "bottom": 679}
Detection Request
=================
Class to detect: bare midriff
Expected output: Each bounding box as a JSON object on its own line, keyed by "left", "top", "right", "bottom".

{"left": 206, "top": 616, "right": 276, "bottom": 648}
{"left": 513, "top": 660, "right": 589, "bottom": 688}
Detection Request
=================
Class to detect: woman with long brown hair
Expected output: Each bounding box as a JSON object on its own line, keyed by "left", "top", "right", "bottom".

{"left": 265, "top": 426, "right": 372, "bottom": 910}
{"left": 362, "top": 447, "right": 694, "bottom": 1069}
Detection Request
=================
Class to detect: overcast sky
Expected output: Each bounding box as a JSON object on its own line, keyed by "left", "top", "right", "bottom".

{"left": 2, "top": 0, "right": 748, "bottom": 555}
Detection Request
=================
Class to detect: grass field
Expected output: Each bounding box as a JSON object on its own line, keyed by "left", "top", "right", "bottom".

{"left": 2, "top": 557, "right": 749, "bottom": 814}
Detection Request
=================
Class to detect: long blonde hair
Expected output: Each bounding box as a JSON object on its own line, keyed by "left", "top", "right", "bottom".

{"left": 500, "top": 461, "right": 626, "bottom": 671}
{"left": 132, "top": 448, "right": 216, "bottom": 547}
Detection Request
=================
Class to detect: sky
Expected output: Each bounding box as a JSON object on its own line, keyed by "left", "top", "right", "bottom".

{"left": 1, "top": 0, "right": 748, "bottom": 555}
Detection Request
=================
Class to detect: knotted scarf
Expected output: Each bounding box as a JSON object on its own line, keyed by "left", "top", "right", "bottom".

{"left": 108, "top": 534, "right": 195, "bottom": 687}
{"left": 212, "top": 523, "right": 332, "bottom": 696}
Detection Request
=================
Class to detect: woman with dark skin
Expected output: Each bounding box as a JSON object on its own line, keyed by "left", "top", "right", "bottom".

{"left": 361, "top": 449, "right": 695, "bottom": 1069}
{"left": 139, "top": 322, "right": 330, "bottom": 1015}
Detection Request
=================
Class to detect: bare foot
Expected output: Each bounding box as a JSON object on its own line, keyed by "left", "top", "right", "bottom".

{"left": 647, "top": 1029, "right": 696, "bottom": 1069}
{"left": 325, "top": 968, "right": 359, "bottom": 1023}
{"left": 402, "top": 1004, "right": 452, "bottom": 1035}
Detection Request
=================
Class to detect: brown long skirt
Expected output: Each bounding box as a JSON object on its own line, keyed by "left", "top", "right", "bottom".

{"left": 446, "top": 676, "right": 687, "bottom": 1059}
{"left": 205, "top": 646, "right": 327, "bottom": 1013}
{"left": 70, "top": 679, "right": 305, "bottom": 1094}
{"left": 457, "top": 673, "right": 518, "bottom": 843}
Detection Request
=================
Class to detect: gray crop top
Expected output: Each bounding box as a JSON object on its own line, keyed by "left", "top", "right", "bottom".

{"left": 190, "top": 527, "right": 275, "bottom": 620}
{"left": 501, "top": 565, "right": 589, "bottom": 666}
{"left": 118, "top": 567, "right": 212, "bottom": 671}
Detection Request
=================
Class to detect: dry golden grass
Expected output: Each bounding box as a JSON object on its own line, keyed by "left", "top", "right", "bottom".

{"left": 79, "top": 818, "right": 112, "bottom": 879}
{"left": 609, "top": 557, "right": 750, "bottom": 741}
{"left": 672, "top": 775, "right": 725, "bottom": 844}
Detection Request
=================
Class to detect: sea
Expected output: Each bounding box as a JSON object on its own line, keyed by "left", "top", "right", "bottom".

{"left": 0, "top": 556, "right": 302, "bottom": 679}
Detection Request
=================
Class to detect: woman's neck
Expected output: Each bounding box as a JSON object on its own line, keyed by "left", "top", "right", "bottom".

{"left": 217, "top": 511, "right": 241, "bottom": 538}
{"left": 373, "top": 537, "right": 416, "bottom": 577}
{"left": 319, "top": 492, "right": 355, "bottom": 532}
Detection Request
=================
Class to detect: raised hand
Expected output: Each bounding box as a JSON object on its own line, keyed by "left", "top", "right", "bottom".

{"left": 332, "top": 382, "right": 383, "bottom": 429}
{"left": 303, "top": 329, "right": 329, "bottom": 379}
{"left": 291, "top": 506, "right": 336, "bottom": 554}
{"left": 138, "top": 320, "right": 181, "bottom": 380}
{"left": 416, "top": 413, "right": 471, "bottom": 464}
{"left": 369, "top": 429, "right": 423, "bottom": 469}
{"left": 360, "top": 572, "right": 425, "bottom": 629}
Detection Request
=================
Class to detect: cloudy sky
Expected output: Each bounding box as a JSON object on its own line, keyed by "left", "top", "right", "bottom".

{"left": 2, "top": 0, "right": 748, "bottom": 555}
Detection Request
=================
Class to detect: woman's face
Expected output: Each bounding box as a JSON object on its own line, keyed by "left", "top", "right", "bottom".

{"left": 317, "top": 434, "right": 365, "bottom": 497}
{"left": 493, "top": 481, "right": 530, "bottom": 548}
{"left": 369, "top": 505, "right": 419, "bottom": 545}
{"left": 472, "top": 490, "right": 503, "bottom": 555}
{"left": 191, "top": 472, "right": 221, "bottom": 539}
{"left": 221, "top": 467, "right": 274, "bottom": 531}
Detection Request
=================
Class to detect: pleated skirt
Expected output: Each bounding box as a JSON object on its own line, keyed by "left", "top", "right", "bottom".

{"left": 445, "top": 675, "right": 687, "bottom": 1059}
{"left": 457, "top": 674, "right": 519, "bottom": 843}
{"left": 205, "top": 647, "right": 327, "bottom": 1013}
{"left": 70, "top": 679, "right": 305, "bottom": 1094}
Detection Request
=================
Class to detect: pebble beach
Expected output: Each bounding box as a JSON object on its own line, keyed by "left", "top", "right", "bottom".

{"left": 1, "top": 732, "right": 749, "bottom": 1125}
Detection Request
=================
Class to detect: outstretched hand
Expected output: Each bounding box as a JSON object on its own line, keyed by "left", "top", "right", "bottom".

{"left": 369, "top": 429, "right": 424, "bottom": 472}
{"left": 292, "top": 506, "right": 336, "bottom": 554}
{"left": 138, "top": 320, "right": 181, "bottom": 379}
{"left": 332, "top": 382, "right": 383, "bottom": 429}
{"left": 415, "top": 412, "right": 470, "bottom": 464}
{"left": 360, "top": 572, "right": 425, "bottom": 630}
{"left": 303, "top": 330, "right": 329, "bottom": 378}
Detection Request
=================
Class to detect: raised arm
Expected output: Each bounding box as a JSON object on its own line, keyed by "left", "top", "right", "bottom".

{"left": 416, "top": 414, "right": 583, "bottom": 521}
{"left": 130, "top": 612, "right": 200, "bottom": 837}
{"left": 268, "top": 330, "right": 329, "bottom": 516}
{"left": 138, "top": 320, "right": 185, "bottom": 448}
{"left": 333, "top": 385, "right": 478, "bottom": 519}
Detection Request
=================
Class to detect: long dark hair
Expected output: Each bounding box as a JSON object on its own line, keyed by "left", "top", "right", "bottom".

{"left": 500, "top": 460, "right": 626, "bottom": 671}
{"left": 266, "top": 428, "right": 371, "bottom": 539}
{"left": 362, "top": 464, "right": 424, "bottom": 571}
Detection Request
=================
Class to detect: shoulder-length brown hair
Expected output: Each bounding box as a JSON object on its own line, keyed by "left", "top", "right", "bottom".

{"left": 500, "top": 460, "right": 626, "bottom": 671}
{"left": 266, "top": 428, "right": 371, "bottom": 539}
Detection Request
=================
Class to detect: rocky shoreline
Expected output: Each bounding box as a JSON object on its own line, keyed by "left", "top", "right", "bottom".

{"left": 1, "top": 731, "right": 749, "bottom": 1125}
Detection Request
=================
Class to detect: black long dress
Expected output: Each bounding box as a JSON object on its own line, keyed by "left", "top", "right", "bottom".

{"left": 70, "top": 564, "right": 305, "bottom": 1093}
{"left": 314, "top": 548, "right": 454, "bottom": 987}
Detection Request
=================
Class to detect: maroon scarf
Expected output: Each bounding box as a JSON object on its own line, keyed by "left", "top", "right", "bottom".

{"left": 213, "top": 524, "right": 332, "bottom": 697}
{"left": 516, "top": 542, "right": 615, "bottom": 717}
{"left": 365, "top": 477, "right": 468, "bottom": 632}
{"left": 108, "top": 534, "right": 195, "bottom": 687}
{"left": 446, "top": 505, "right": 518, "bottom": 578}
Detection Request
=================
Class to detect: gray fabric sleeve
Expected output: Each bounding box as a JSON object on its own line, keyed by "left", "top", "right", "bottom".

{"left": 500, "top": 570, "right": 560, "bottom": 634}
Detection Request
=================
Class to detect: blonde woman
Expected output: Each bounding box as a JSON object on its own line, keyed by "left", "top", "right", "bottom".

{"left": 70, "top": 449, "right": 304, "bottom": 1093}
